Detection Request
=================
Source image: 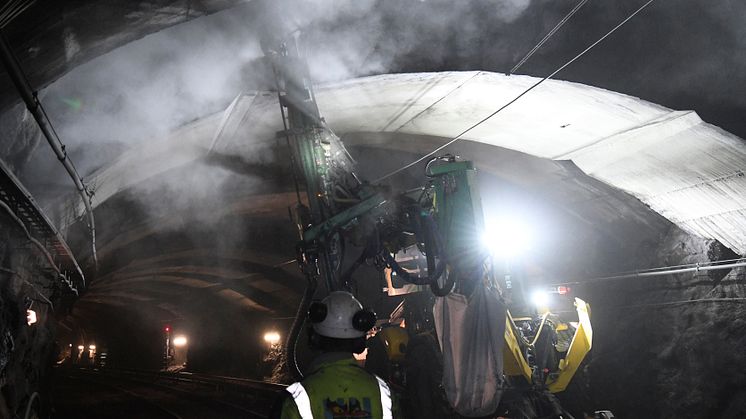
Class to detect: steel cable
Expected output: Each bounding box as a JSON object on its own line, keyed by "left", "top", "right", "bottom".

{"left": 509, "top": 0, "right": 591, "bottom": 75}
{"left": 374, "top": 0, "right": 657, "bottom": 184}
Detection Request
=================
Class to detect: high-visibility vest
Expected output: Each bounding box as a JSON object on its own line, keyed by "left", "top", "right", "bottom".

{"left": 281, "top": 356, "right": 393, "bottom": 419}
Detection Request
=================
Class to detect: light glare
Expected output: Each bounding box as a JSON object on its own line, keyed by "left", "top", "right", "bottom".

{"left": 26, "top": 309, "right": 37, "bottom": 326}
{"left": 482, "top": 215, "right": 533, "bottom": 259}
{"left": 173, "top": 336, "right": 188, "bottom": 347}
{"left": 531, "top": 290, "right": 549, "bottom": 308}
{"left": 264, "top": 331, "right": 281, "bottom": 345}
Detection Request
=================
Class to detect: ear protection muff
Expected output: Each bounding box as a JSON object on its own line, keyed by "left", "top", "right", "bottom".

{"left": 308, "top": 301, "right": 327, "bottom": 323}
{"left": 307, "top": 300, "right": 377, "bottom": 332}
{"left": 352, "top": 309, "right": 377, "bottom": 332}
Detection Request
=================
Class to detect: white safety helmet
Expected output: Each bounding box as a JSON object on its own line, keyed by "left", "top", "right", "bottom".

{"left": 308, "top": 291, "right": 377, "bottom": 339}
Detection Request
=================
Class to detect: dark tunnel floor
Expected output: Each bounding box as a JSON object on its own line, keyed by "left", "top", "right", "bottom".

{"left": 51, "top": 368, "right": 271, "bottom": 418}
{"left": 52, "top": 373, "right": 177, "bottom": 419}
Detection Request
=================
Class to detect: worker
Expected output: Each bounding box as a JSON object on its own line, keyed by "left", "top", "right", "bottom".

{"left": 402, "top": 292, "right": 452, "bottom": 419}
{"left": 273, "top": 291, "right": 394, "bottom": 419}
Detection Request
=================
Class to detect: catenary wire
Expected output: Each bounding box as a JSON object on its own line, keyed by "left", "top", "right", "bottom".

{"left": 510, "top": 0, "right": 591, "bottom": 75}
{"left": 373, "top": 0, "right": 657, "bottom": 184}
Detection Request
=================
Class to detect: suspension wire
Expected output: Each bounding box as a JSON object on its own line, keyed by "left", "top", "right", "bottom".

{"left": 0, "top": 0, "right": 35, "bottom": 28}
{"left": 587, "top": 257, "right": 746, "bottom": 277}
{"left": 509, "top": 0, "right": 591, "bottom": 75}
{"left": 607, "top": 298, "right": 746, "bottom": 310}
{"left": 553, "top": 259, "right": 746, "bottom": 287}
{"left": 374, "top": 0, "right": 657, "bottom": 184}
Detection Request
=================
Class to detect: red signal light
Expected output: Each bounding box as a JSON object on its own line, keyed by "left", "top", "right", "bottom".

{"left": 165, "top": 326, "right": 171, "bottom": 333}
{"left": 557, "top": 286, "right": 570, "bottom": 295}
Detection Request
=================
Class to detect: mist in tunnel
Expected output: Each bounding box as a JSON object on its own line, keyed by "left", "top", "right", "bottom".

{"left": 4, "top": 0, "right": 745, "bottom": 212}
{"left": 0, "top": 0, "right": 744, "bottom": 418}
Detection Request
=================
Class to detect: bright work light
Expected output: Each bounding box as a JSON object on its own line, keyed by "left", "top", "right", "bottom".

{"left": 264, "top": 331, "right": 281, "bottom": 346}
{"left": 481, "top": 215, "right": 533, "bottom": 259}
{"left": 173, "top": 336, "right": 188, "bottom": 347}
{"left": 26, "top": 309, "right": 37, "bottom": 326}
{"left": 530, "top": 290, "right": 549, "bottom": 308}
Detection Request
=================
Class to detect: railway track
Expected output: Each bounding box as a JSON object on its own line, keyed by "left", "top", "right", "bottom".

{"left": 52, "top": 367, "right": 286, "bottom": 418}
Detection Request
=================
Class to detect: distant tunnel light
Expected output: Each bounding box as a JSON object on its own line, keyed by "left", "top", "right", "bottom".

{"left": 89, "top": 345, "right": 96, "bottom": 350}
{"left": 264, "top": 331, "right": 281, "bottom": 346}
{"left": 26, "top": 309, "right": 37, "bottom": 326}
{"left": 481, "top": 215, "right": 533, "bottom": 259}
{"left": 173, "top": 336, "right": 188, "bottom": 347}
{"left": 77, "top": 345, "right": 85, "bottom": 351}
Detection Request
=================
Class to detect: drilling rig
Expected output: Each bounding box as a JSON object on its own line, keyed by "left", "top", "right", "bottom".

{"left": 263, "top": 32, "right": 598, "bottom": 419}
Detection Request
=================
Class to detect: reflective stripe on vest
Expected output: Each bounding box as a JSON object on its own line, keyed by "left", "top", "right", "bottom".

{"left": 374, "top": 375, "right": 393, "bottom": 419}
{"left": 285, "top": 377, "right": 393, "bottom": 419}
{"left": 286, "top": 382, "right": 313, "bottom": 419}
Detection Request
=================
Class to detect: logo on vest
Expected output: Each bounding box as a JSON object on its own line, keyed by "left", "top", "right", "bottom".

{"left": 324, "top": 397, "right": 373, "bottom": 418}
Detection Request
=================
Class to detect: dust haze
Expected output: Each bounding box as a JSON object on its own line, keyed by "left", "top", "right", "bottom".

{"left": 1, "top": 0, "right": 744, "bottom": 219}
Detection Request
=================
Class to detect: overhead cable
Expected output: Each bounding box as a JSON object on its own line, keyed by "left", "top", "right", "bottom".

{"left": 609, "top": 298, "right": 746, "bottom": 310}
{"left": 509, "top": 0, "right": 591, "bottom": 75}
{"left": 555, "top": 259, "right": 746, "bottom": 286}
{"left": 0, "top": 0, "right": 35, "bottom": 27}
{"left": 374, "top": 0, "right": 657, "bottom": 183}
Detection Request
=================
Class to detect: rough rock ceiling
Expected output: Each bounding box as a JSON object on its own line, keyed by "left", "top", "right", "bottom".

{"left": 0, "top": 0, "right": 243, "bottom": 112}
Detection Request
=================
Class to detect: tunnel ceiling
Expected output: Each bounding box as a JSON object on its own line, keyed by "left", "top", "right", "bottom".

{"left": 0, "top": 0, "right": 243, "bottom": 113}
{"left": 1, "top": 1, "right": 744, "bottom": 337}
{"left": 48, "top": 71, "right": 743, "bottom": 332}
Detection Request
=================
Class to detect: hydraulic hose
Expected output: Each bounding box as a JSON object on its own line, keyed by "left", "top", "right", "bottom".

{"left": 384, "top": 211, "right": 452, "bottom": 291}
{"left": 285, "top": 269, "right": 317, "bottom": 381}
{"left": 22, "top": 391, "right": 39, "bottom": 419}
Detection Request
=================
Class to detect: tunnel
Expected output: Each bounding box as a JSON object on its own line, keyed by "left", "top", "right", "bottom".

{"left": 0, "top": 1, "right": 745, "bottom": 418}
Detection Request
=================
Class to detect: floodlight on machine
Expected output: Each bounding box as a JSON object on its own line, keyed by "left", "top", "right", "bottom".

{"left": 481, "top": 215, "right": 533, "bottom": 259}
{"left": 530, "top": 289, "right": 550, "bottom": 308}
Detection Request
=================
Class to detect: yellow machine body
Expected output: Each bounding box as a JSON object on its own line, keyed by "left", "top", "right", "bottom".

{"left": 501, "top": 298, "right": 593, "bottom": 393}
{"left": 546, "top": 298, "right": 593, "bottom": 392}
{"left": 502, "top": 311, "right": 533, "bottom": 382}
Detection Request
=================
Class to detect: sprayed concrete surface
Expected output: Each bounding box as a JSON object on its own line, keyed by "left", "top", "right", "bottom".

{"left": 59, "top": 72, "right": 746, "bottom": 255}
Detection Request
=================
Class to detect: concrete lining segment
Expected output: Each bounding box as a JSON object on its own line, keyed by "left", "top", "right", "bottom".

{"left": 64, "top": 71, "right": 746, "bottom": 253}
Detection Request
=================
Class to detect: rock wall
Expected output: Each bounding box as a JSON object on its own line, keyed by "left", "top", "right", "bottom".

{"left": 585, "top": 227, "right": 745, "bottom": 418}
{"left": 0, "top": 211, "right": 70, "bottom": 418}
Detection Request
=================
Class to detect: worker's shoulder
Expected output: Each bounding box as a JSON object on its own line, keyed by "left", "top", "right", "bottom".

{"left": 303, "top": 361, "right": 380, "bottom": 389}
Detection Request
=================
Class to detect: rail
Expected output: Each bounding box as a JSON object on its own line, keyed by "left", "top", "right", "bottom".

{"left": 61, "top": 367, "right": 286, "bottom": 418}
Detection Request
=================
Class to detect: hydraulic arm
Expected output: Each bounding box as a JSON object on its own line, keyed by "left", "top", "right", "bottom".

{"left": 265, "top": 30, "right": 595, "bottom": 418}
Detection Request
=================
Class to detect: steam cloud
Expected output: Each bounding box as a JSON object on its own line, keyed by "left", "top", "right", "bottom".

{"left": 3, "top": 0, "right": 540, "bottom": 212}
{"left": 1, "top": 0, "right": 743, "bottom": 215}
